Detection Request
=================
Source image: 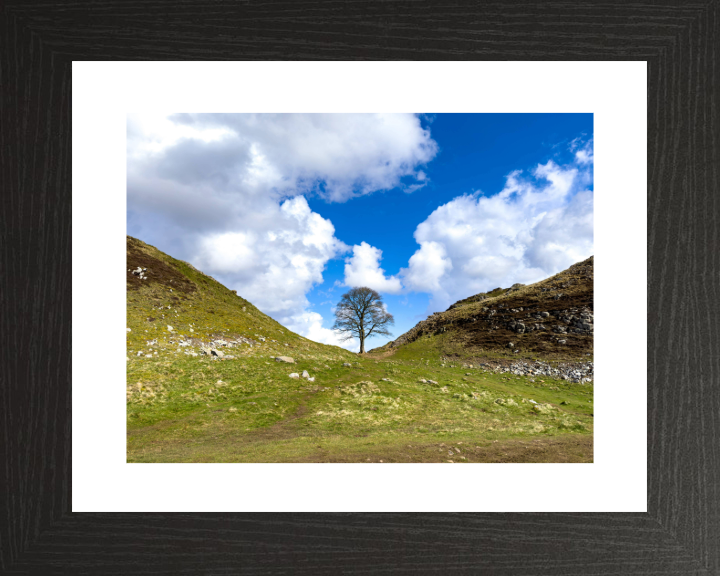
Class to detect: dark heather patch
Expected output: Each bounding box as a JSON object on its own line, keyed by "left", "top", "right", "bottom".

{"left": 127, "top": 237, "right": 197, "bottom": 294}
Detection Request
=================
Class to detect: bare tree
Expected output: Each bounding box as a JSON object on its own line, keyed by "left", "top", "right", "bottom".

{"left": 332, "top": 287, "right": 394, "bottom": 354}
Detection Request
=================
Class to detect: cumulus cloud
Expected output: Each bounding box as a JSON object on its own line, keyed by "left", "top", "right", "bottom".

{"left": 167, "top": 113, "right": 437, "bottom": 202}
{"left": 401, "top": 146, "right": 594, "bottom": 312}
{"left": 192, "top": 196, "right": 348, "bottom": 319}
{"left": 343, "top": 242, "right": 403, "bottom": 294}
{"left": 283, "top": 311, "right": 359, "bottom": 353}
{"left": 127, "top": 113, "right": 436, "bottom": 345}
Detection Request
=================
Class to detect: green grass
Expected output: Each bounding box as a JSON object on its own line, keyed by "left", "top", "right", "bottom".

{"left": 127, "top": 237, "right": 592, "bottom": 463}
{"left": 127, "top": 342, "right": 593, "bottom": 463}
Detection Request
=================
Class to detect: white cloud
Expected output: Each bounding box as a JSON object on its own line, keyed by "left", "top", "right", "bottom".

{"left": 401, "top": 240, "right": 452, "bottom": 294}
{"left": 283, "top": 311, "right": 359, "bottom": 353}
{"left": 159, "top": 113, "right": 438, "bottom": 203}
{"left": 127, "top": 113, "right": 436, "bottom": 347}
{"left": 344, "top": 242, "right": 403, "bottom": 294}
{"left": 570, "top": 137, "right": 594, "bottom": 165}
{"left": 193, "top": 196, "right": 347, "bottom": 319}
{"left": 401, "top": 147, "right": 593, "bottom": 312}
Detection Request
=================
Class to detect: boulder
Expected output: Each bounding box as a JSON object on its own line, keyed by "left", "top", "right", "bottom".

{"left": 275, "top": 356, "right": 295, "bottom": 363}
{"left": 211, "top": 349, "right": 224, "bottom": 358}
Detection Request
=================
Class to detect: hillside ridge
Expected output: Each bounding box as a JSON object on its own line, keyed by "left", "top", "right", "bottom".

{"left": 126, "top": 235, "right": 355, "bottom": 364}
{"left": 375, "top": 256, "right": 593, "bottom": 358}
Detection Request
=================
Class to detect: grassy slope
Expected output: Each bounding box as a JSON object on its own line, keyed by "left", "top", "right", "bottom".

{"left": 127, "top": 237, "right": 593, "bottom": 463}
{"left": 373, "top": 256, "right": 594, "bottom": 362}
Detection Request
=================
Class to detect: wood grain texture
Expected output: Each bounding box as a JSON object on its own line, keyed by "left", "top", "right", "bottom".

{"left": 1, "top": 1, "right": 718, "bottom": 574}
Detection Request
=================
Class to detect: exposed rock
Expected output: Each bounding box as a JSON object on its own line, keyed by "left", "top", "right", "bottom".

{"left": 343, "top": 362, "right": 352, "bottom": 367}
{"left": 301, "top": 370, "right": 310, "bottom": 379}
{"left": 533, "top": 403, "right": 555, "bottom": 414}
{"left": 275, "top": 356, "right": 295, "bottom": 363}
{"left": 167, "top": 325, "right": 173, "bottom": 331}
{"left": 289, "top": 373, "right": 300, "bottom": 379}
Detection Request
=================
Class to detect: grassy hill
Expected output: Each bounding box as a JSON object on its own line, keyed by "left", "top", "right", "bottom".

{"left": 127, "top": 236, "right": 593, "bottom": 463}
{"left": 372, "top": 256, "right": 594, "bottom": 362}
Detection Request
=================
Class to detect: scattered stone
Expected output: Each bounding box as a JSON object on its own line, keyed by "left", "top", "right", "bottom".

{"left": 275, "top": 356, "right": 295, "bottom": 363}
{"left": 508, "top": 342, "right": 515, "bottom": 348}
{"left": 427, "top": 379, "right": 438, "bottom": 385}
{"left": 190, "top": 328, "right": 194, "bottom": 332}
{"left": 167, "top": 326, "right": 173, "bottom": 331}
{"left": 126, "top": 328, "right": 131, "bottom": 332}
{"left": 211, "top": 349, "right": 224, "bottom": 358}
{"left": 418, "top": 378, "right": 427, "bottom": 383}
{"left": 302, "top": 370, "right": 310, "bottom": 378}
{"left": 228, "top": 407, "right": 238, "bottom": 412}
{"left": 343, "top": 363, "right": 352, "bottom": 367}
{"left": 307, "top": 377, "right": 315, "bottom": 382}
{"left": 289, "top": 373, "right": 300, "bottom": 379}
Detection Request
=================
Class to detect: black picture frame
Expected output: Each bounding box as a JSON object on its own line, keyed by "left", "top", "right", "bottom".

{"left": 2, "top": 2, "right": 718, "bottom": 574}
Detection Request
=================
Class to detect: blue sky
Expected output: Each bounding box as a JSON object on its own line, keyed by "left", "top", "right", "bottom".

{"left": 127, "top": 113, "right": 593, "bottom": 352}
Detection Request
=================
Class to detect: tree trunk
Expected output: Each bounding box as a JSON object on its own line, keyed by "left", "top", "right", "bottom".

{"left": 359, "top": 334, "right": 365, "bottom": 354}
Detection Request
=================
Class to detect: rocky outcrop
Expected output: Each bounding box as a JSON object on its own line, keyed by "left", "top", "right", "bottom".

{"left": 380, "top": 256, "right": 593, "bottom": 357}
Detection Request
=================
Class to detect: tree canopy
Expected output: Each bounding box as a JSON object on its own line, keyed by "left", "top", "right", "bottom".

{"left": 332, "top": 287, "right": 394, "bottom": 354}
